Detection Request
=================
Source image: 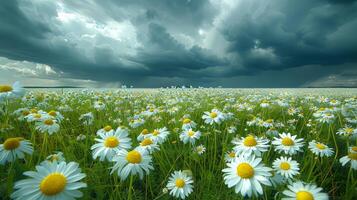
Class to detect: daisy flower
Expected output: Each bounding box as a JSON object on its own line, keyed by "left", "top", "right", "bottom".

{"left": 47, "top": 110, "right": 64, "bottom": 123}
{"left": 141, "top": 107, "right": 158, "bottom": 116}
{"left": 282, "top": 181, "right": 328, "bottom": 200}
{"left": 0, "top": 81, "right": 25, "bottom": 101}
{"left": 96, "top": 125, "right": 114, "bottom": 135}
{"left": 11, "top": 161, "right": 87, "bottom": 200}
{"left": 111, "top": 148, "right": 154, "bottom": 180}
{"left": 179, "top": 129, "right": 201, "bottom": 145}
{"left": 91, "top": 127, "right": 132, "bottom": 161}
{"left": 266, "top": 127, "right": 279, "bottom": 137}
{"left": 94, "top": 101, "right": 105, "bottom": 110}
{"left": 26, "top": 112, "right": 48, "bottom": 122}
{"left": 137, "top": 128, "right": 150, "bottom": 141}
{"left": 308, "top": 140, "right": 334, "bottom": 157}
{"left": 13, "top": 108, "right": 30, "bottom": 121}
{"left": 222, "top": 155, "right": 272, "bottom": 197}
{"left": 0, "top": 137, "right": 33, "bottom": 165}
{"left": 262, "top": 119, "right": 274, "bottom": 128}
{"left": 272, "top": 133, "right": 304, "bottom": 155}
{"left": 36, "top": 118, "right": 60, "bottom": 135}
{"left": 147, "top": 127, "right": 170, "bottom": 144}
{"left": 232, "top": 135, "right": 270, "bottom": 156}
{"left": 129, "top": 118, "right": 145, "bottom": 128}
{"left": 76, "top": 134, "right": 86, "bottom": 141}
{"left": 350, "top": 146, "right": 357, "bottom": 153}
{"left": 195, "top": 144, "right": 206, "bottom": 155}
{"left": 79, "top": 112, "right": 94, "bottom": 125}
{"left": 317, "top": 112, "right": 335, "bottom": 124}
{"left": 227, "top": 126, "right": 237, "bottom": 134}
{"left": 166, "top": 170, "right": 194, "bottom": 199}
{"left": 182, "top": 118, "right": 196, "bottom": 130}
{"left": 136, "top": 138, "right": 160, "bottom": 153}
{"left": 336, "top": 126, "right": 357, "bottom": 137}
{"left": 45, "top": 151, "right": 66, "bottom": 163}
{"left": 272, "top": 156, "right": 300, "bottom": 179}
{"left": 340, "top": 148, "right": 357, "bottom": 170}
{"left": 224, "top": 150, "right": 237, "bottom": 163}
{"left": 260, "top": 100, "right": 270, "bottom": 108}
{"left": 202, "top": 109, "right": 224, "bottom": 125}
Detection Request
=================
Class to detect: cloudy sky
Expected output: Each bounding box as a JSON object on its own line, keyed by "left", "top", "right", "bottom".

{"left": 0, "top": 0, "right": 356, "bottom": 87}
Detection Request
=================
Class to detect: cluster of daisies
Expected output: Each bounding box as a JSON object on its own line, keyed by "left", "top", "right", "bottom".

{"left": 1, "top": 82, "right": 357, "bottom": 200}
{"left": 222, "top": 132, "right": 333, "bottom": 199}
{"left": 13, "top": 108, "right": 63, "bottom": 135}
{"left": 0, "top": 135, "right": 87, "bottom": 199}
{"left": 90, "top": 123, "right": 196, "bottom": 199}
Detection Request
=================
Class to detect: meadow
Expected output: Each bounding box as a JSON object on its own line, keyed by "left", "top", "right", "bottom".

{"left": 1, "top": 86, "right": 357, "bottom": 200}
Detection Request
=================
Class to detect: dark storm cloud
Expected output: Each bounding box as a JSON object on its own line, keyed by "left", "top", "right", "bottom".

{"left": 133, "top": 23, "right": 227, "bottom": 77}
{"left": 222, "top": 1, "right": 357, "bottom": 76}
{"left": 0, "top": 0, "right": 356, "bottom": 87}
{"left": 0, "top": 0, "right": 224, "bottom": 85}
{"left": 221, "top": 0, "right": 357, "bottom": 75}
{"left": 327, "top": 0, "right": 357, "bottom": 4}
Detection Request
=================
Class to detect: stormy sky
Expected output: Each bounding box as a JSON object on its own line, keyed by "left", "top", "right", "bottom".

{"left": 0, "top": 0, "right": 356, "bottom": 88}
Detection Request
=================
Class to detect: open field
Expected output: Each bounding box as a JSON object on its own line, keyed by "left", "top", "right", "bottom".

{"left": 1, "top": 88, "right": 357, "bottom": 200}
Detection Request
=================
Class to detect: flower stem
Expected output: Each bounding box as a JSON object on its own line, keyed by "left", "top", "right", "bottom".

{"left": 128, "top": 175, "right": 134, "bottom": 200}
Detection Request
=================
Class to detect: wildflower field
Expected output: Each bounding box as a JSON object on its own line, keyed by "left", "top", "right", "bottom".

{"left": 1, "top": 84, "right": 357, "bottom": 200}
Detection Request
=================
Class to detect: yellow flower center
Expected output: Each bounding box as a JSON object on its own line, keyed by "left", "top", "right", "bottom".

{"left": 348, "top": 153, "right": 357, "bottom": 160}
{"left": 126, "top": 150, "right": 142, "bottom": 164}
{"left": 243, "top": 135, "right": 257, "bottom": 147}
{"left": 282, "top": 137, "right": 294, "bottom": 146}
{"left": 50, "top": 155, "right": 59, "bottom": 162}
{"left": 183, "top": 118, "right": 191, "bottom": 124}
{"left": 236, "top": 163, "right": 254, "bottom": 179}
{"left": 315, "top": 143, "right": 326, "bottom": 150}
{"left": 346, "top": 128, "right": 353, "bottom": 134}
{"left": 141, "top": 138, "right": 153, "bottom": 146}
{"left": 266, "top": 119, "right": 273, "bottom": 123}
{"left": 188, "top": 130, "right": 195, "bottom": 137}
{"left": 229, "top": 152, "right": 236, "bottom": 158}
{"left": 44, "top": 119, "right": 54, "bottom": 125}
{"left": 141, "top": 129, "right": 149, "bottom": 135}
{"left": 351, "top": 146, "right": 357, "bottom": 152}
{"left": 40, "top": 173, "right": 67, "bottom": 196}
{"left": 103, "top": 125, "right": 112, "bottom": 132}
{"left": 104, "top": 136, "right": 119, "bottom": 148}
{"left": 0, "top": 85, "right": 13, "bottom": 93}
{"left": 22, "top": 110, "right": 30, "bottom": 116}
{"left": 153, "top": 130, "right": 160, "bottom": 136}
{"left": 175, "top": 178, "right": 185, "bottom": 188}
{"left": 280, "top": 162, "right": 291, "bottom": 170}
{"left": 210, "top": 112, "right": 218, "bottom": 118}
{"left": 48, "top": 111, "right": 57, "bottom": 116}
{"left": 3, "top": 137, "right": 23, "bottom": 150}
{"left": 30, "top": 108, "right": 38, "bottom": 113}
{"left": 296, "top": 191, "right": 314, "bottom": 200}
{"left": 34, "top": 114, "right": 42, "bottom": 119}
